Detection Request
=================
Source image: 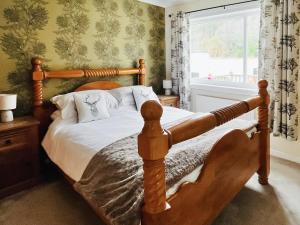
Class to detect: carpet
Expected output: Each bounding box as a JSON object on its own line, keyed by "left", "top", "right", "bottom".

{"left": 0, "top": 157, "right": 299, "bottom": 225}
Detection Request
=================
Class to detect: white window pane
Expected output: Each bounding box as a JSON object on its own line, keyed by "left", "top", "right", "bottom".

{"left": 191, "top": 15, "right": 244, "bottom": 83}
{"left": 246, "top": 13, "right": 260, "bottom": 85}
{"left": 190, "top": 8, "right": 260, "bottom": 88}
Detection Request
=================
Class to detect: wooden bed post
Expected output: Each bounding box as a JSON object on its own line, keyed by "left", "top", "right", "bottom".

{"left": 138, "top": 59, "right": 145, "bottom": 85}
{"left": 257, "top": 80, "right": 270, "bottom": 185}
{"left": 138, "top": 101, "right": 170, "bottom": 216}
{"left": 31, "top": 58, "right": 44, "bottom": 117}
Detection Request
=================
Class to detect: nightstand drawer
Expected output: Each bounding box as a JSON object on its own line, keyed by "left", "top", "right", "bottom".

{"left": 0, "top": 117, "right": 40, "bottom": 198}
{"left": 163, "top": 100, "right": 178, "bottom": 107}
{"left": 0, "top": 143, "right": 37, "bottom": 189}
{"left": 158, "top": 95, "right": 179, "bottom": 108}
{"left": 0, "top": 131, "right": 28, "bottom": 148}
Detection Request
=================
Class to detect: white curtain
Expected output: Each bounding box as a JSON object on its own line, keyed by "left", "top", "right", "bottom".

{"left": 259, "top": 0, "right": 299, "bottom": 141}
{"left": 171, "top": 11, "right": 191, "bottom": 110}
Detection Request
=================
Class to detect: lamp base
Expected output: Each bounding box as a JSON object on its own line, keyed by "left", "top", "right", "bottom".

{"left": 1, "top": 110, "right": 14, "bottom": 122}
{"left": 164, "top": 89, "right": 171, "bottom": 96}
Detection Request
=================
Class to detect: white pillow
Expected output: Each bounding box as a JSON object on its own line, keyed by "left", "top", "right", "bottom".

{"left": 50, "top": 110, "right": 61, "bottom": 120}
{"left": 51, "top": 90, "right": 118, "bottom": 120}
{"left": 74, "top": 93, "right": 110, "bottom": 123}
{"left": 108, "top": 86, "right": 135, "bottom": 106}
{"left": 132, "top": 86, "right": 160, "bottom": 111}
{"left": 51, "top": 93, "right": 77, "bottom": 119}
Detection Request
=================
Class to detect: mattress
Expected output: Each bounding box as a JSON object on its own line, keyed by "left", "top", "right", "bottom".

{"left": 42, "top": 105, "right": 257, "bottom": 198}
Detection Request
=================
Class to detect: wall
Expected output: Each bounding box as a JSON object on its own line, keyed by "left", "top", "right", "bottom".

{"left": 0, "top": 0, "right": 165, "bottom": 116}
{"left": 166, "top": 0, "right": 300, "bottom": 164}
{"left": 191, "top": 84, "right": 257, "bottom": 121}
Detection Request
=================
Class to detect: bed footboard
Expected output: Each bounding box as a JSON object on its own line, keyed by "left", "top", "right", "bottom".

{"left": 138, "top": 80, "right": 270, "bottom": 225}
{"left": 142, "top": 130, "right": 261, "bottom": 225}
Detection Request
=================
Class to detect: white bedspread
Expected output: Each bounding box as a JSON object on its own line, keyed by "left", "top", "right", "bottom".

{"left": 42, "top": 106, "right": 194, "bottom": 182}
{"left": 42, "top": 106, "right": 256, "bottom": 198}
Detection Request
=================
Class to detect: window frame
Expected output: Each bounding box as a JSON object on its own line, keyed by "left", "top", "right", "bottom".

{"left": 189, "top": 2, "right": 260, "bottom": 90}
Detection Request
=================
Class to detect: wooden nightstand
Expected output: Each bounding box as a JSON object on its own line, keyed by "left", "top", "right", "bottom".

{"left": 158, "top": 95, "right": 179, "bottom": 108}
{"left": 0, "top": 116, "right": 40, "bottom": 198}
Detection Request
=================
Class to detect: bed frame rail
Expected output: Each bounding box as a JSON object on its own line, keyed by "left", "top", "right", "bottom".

{"left": 32, "top": 58, "right": 145, "bottom": 107}
{"left": 168, "top": 95, "right": 263, "bottom": 145}
{"left": 138, "top": 80, "right": 270, "bottom": 223}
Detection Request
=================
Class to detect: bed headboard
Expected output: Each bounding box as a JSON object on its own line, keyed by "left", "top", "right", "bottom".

{"left": 32, "top": 57, "right": 146, "bottom": 136}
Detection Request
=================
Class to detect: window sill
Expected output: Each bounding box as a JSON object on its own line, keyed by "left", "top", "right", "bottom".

{"left": 190, "top": 83, "right": 258, "bottom": 100}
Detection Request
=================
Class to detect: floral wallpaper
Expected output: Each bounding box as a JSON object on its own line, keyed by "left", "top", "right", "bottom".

{"left": 93, "top": 0, "right": 120, "bottom": 66}
{"left": 0, "top": 0, "right": 165, "bottom": 116}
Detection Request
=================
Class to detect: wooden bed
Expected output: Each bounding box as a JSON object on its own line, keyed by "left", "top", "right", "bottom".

{"left": 32, "top": 57, "right": 270, "bottom": 225}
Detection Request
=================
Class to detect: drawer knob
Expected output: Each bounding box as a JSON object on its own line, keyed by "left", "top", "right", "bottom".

{"left": 5, "top": 139, "right": 12, "bottom": 145}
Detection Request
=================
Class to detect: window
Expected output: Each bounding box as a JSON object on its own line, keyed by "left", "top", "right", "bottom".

{"left": 189, "top": 5, "right": 260, "bottom": 88}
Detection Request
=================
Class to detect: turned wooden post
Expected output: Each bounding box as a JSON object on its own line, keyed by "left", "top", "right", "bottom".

{"left": 31, "top": 58, "right": 44, "bottom": 118}
{"left": 138, "top": 100, "right": 169, "bottom": 214}
{"left": 32, "top": 58, "right": 44, "bottom": 105}
{"left": 257, "top": 80, "right": 270, "bottom": 185}
{"left": 138, "top": 59, "right": 145, "bottom": 85}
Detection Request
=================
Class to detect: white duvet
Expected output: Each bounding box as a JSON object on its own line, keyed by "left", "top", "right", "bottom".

{"left": 42, "top": 106, "right": 194, "bottom": 182}
{"left": 42, "top": 105, "right": 256, "bottom": 197}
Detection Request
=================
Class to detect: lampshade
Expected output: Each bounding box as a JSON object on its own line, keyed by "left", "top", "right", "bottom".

{"left": 163, "top": 80, "right": 172, "bottom": 89}
{"left": 0, "top": 94, "right": 17, "bottom": 110}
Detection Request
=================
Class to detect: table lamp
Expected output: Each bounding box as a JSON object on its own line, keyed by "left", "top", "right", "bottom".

{"left": 163, "top": 80, "right": 172, "bottom": 96}
{"left": 0, "top": 94, "right": 17, "bottom": 122}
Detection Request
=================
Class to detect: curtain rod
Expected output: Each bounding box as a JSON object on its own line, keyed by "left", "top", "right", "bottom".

{"left": 168, "top": 0, "right": 259, "bottom": 17}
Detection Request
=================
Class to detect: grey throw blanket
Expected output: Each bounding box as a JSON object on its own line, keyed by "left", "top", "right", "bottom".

{"left": 74, "top": 114, "right": 255, "bottom": 225}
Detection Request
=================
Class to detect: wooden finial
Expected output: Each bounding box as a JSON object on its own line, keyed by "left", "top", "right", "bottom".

{"left": 139, "top": 58, "right": 145, "bottom": 68}
{"left": 138, "top": 100, "right": 169, "bottom": 214}
{"left": 257, "top": 79, "right": 270, "bottom": 185}
{"left": 139, "top": 101, "right": 167, "bottom": 160}
{"left": 31, "top": 58, "right": 43, "bottom": 72}
{"left": 141, "top": 100, "right": 162, "bottom": 121}
{"left": 258, "top": 79, "right": 268, "bottom": 89}
{"left": 138, "top": 59, "right": 145, "bottom": 85}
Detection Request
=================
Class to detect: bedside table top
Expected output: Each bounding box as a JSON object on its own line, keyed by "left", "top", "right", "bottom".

{"left": 158, "top": 95, "right": 179, "bottom": 100}
{"left": 0, "top": 116, "right": 39, "bottom": 133}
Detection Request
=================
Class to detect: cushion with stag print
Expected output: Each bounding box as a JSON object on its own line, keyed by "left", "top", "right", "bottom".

{"left": 74, "top": 93, "right": 110, "bottom": 123}
{"left": 51, "top": 90, "right": 118, "bottom": 120}
{"left": 132, "top": 86, "right": 160, "bottom": 111}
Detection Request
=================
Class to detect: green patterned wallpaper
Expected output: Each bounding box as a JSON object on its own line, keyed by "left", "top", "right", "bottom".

{"left": 0, "top": 0, "right": 165, "bottom": 116}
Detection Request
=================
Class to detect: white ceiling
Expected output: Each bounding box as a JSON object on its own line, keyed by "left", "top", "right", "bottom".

{"left": 139, "top": 0, "right": 196, "bottom": 7}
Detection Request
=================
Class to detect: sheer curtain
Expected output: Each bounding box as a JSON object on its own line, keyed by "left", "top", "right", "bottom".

{"left": 171, "top": 11, "right": 191, "bottom": 110}
{"left": 259, "top": 0, "right": 299, "bottom": 140}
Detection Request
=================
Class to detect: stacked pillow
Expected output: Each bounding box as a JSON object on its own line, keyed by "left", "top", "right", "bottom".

{"left": 108, "top": 86, "right": 160, "bottom": 110}
{"left": 132, "top": 86, "right": 160, "bottom": 111}
{"left": 51, "top": 90, "right": 118, "bottom": 122}
{"left": 73, "top": 93, "right": 110, "bottom": 123}
{"left": 50, "top": 85, "right": 160, "bottom": 123}
{"left": 108, "top": 86, "right": 136, "bottom": 107}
